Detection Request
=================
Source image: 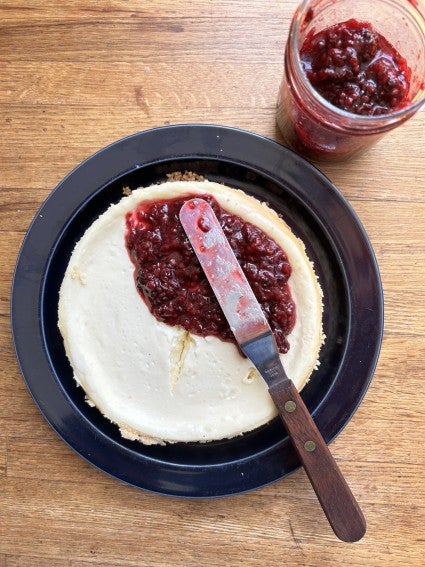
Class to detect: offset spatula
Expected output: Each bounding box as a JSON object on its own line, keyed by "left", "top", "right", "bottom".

{"left": 180, "top": 198, "right": 366, "bottom": 542}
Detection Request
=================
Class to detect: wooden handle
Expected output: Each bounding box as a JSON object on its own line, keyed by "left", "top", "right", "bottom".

{"left": 269, "top": 380, "right": 366, "bottom": 542}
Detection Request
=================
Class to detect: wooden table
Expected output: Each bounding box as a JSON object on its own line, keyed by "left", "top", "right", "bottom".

{"left": 1, "top": 1, "right": 424, "bottom": 565}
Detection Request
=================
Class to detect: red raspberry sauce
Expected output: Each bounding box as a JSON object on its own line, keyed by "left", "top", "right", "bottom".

{"left": 300, "top": 19, "right": 412, "bottom": 115}
{"left": 125, "top": 194, "right": 296, "bottom": 353}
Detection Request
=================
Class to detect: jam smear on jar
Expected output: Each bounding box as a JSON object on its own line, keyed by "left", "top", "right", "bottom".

{"left": 300, "top": 19, "right": 412, "bottom": 115}
{"left": 125, "top": 194, "right": 296, "bottom": 354}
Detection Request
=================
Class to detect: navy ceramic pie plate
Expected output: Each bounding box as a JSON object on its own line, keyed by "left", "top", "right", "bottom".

{"left": 11, "top": 124, "right": 383, "bottom": 497}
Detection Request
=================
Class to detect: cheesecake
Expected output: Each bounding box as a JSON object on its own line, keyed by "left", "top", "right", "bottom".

{"left": 58, "top": 179, "right": 324, "bottom": 444}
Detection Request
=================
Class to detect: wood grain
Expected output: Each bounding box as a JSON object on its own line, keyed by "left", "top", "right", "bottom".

{"left": 1, "top": 0, "right": 424, "bottom": 565}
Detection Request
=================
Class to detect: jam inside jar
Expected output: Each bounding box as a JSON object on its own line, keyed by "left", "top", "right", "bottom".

{"left": 300, "top": 19, "right": 412, "bottom": 116}
{"left": 277, "top": 0, "right": 425, "bottom": 161}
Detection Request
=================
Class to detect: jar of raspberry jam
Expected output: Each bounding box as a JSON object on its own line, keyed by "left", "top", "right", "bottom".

{"left": 277, "top": 0, "right": 425, "bottom": 161}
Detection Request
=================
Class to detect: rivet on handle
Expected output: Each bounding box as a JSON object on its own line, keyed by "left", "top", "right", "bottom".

{"left": 304, "top": 440, "right": 316, "bottom": 452}
{"left": 284, "top": 400, "right": 296, "bottom": 413}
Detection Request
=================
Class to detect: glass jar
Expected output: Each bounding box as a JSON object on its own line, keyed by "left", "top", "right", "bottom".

{"left": 276, "top": 0, "right": 425, "bottom": 161}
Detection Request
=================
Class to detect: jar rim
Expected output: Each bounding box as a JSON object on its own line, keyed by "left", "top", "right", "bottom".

{"left": 291, "top": 0, "right": 425, "bottom": 128}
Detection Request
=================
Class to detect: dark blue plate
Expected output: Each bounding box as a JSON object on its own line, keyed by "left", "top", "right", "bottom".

{"left": 11, "top": 124, "right": 383, "bottom": 497}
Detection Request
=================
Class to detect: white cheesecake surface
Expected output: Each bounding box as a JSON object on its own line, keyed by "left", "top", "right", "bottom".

{"left": 58, "top": 180, "right": 324, "bottom": 444}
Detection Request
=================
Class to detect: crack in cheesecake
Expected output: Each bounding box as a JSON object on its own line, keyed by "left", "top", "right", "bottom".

{"left": 170, "top": 330, "right": 194, "bottom": 393}
{"left": 242, "top": 367, "right": 258, "bottom": 385}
